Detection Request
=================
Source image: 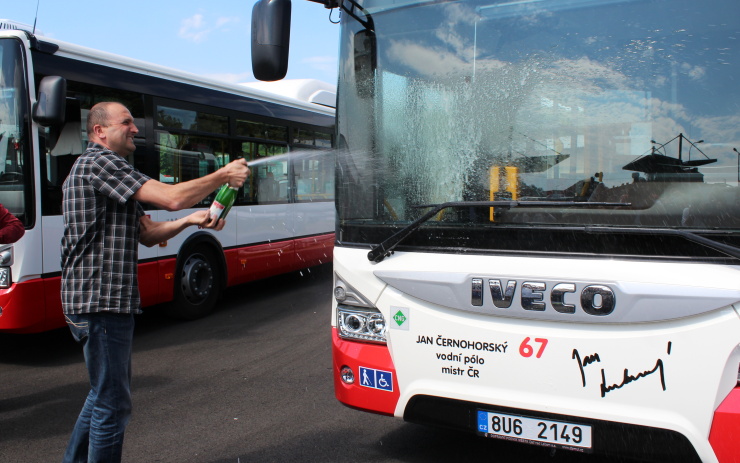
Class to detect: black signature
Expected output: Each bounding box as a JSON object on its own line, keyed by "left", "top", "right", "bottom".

{"left": 572, "top": 342, "right": 671, "bottom": 398}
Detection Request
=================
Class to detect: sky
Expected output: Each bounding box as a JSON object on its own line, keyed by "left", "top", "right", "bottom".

{"left": 2, "top": 0, "right": 340, "bottom": 86}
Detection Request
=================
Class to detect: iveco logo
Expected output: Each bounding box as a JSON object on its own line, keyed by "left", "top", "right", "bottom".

{"left": 471, "top": 279, "right": 616, "bottom": 316}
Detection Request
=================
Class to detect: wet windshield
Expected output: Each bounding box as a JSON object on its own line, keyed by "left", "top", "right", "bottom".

{"left": 336, "top": 0, "right": 740, "bottom": 255}
{"left": 0, "top": 38, "right": 30, "bottom": 223}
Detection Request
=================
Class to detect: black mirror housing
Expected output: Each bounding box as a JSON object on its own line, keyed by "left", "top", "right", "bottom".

{"left": 251, "top": 0, "right": 292, "bottom": 81}
{"left": 33, "top": 76, "right": 67, "bottom": 127}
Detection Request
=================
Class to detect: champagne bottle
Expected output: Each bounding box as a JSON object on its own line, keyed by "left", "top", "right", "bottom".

{"left": 208, "top": 184, "right": 238, "bottom": 221}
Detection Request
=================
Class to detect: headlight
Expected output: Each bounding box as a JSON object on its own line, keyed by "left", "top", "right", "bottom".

{"left": 338, "top": 307, "right": 387, "bottom": 344}
{"left": 335, "top": 272, "right": 386, "bottom": 343}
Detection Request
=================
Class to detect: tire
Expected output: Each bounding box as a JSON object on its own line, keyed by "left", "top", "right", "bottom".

{"left": 168, "top": 245, "right": 222, "bottom": 320}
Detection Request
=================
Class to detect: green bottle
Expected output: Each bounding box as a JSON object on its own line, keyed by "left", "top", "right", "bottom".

{"left": 208, "top": 184, "right": 238, "bottom": 221}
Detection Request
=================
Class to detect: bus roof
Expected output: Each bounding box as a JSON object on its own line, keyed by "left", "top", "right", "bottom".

{"left": 0, "top": 22, "right": 334, "bottom": 116}
{"left": 240, "top": 80, "right": 336, "bottom": 109}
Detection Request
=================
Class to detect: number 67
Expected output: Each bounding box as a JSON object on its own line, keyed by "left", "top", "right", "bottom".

{"left": 519, "top": 337, "right": 548, "bottom": 358}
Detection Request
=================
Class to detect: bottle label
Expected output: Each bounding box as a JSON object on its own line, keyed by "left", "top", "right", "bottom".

{"left": 208, "top": 201, "right": 226, "bottom": 220}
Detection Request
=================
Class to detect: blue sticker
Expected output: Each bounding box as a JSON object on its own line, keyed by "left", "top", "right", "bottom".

{"left": 477, "top": 411, "right": 489, "bottom": 432}
{"left": 359, "top": 366, "right": 394, "bottom": 392}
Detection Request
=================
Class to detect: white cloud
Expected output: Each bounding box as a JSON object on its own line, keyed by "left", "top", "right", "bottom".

{"left": 681, "top": 62, "right": 706, "bottom": 81}
{"left": 179, "top": 14, "right": 208, "bottom": 43}
{"left": 179, "top": 13, "right": 240, "bottom": 43}
{"left": 387, "top": 40, "right": 471, "bottom": 77}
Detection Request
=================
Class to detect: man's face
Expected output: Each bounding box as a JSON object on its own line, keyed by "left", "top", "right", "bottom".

{"left": 99, "top": 104, "right": 139, "bottom": 157}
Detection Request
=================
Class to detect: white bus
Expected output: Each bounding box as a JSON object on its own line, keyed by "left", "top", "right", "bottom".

{"left": 0, "top": 20, "right": 335, "bottom": 333}
{"left": 252, "top": 0, "right": 740, "bottom": 461}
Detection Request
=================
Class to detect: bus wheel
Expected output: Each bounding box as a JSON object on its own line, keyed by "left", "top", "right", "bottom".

{"left": 169, "top": 246, "right": 221, "bottom": 320}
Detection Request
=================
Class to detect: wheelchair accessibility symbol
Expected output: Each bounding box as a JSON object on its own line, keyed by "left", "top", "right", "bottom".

{"left": 359, "top": 366, "right": 394, "bottom": 392}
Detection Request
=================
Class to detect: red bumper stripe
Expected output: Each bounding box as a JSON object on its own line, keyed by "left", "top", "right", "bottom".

{"left": 332, "top": 327, "right": 400, "bottom": 416}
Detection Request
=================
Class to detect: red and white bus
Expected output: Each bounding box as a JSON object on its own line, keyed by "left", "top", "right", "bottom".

{"left": 253, "top": 0, "right": 740, "bottom": 461}
{"left": 0, "top": 20, "right": 335, "bottom": 333}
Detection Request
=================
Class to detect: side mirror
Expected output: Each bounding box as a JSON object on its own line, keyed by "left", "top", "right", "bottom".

{"left": 354, "top": 29, "right": 377, "bottom": 98}
{"left": 251, "top": 0, "right": 292, "bottom": 81}
{"left": 33, "top": 76, "right": 67, "bottom": 127}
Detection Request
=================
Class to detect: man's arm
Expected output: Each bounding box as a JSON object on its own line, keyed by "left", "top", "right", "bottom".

{"left": 133, "top": 159, "right": 249, "bottom": 211}
{"left": 138, "top": 211, "right": 224, "bottom": 248}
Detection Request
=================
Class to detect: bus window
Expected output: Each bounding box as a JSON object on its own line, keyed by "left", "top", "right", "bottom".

{"left": 293, "top": 128, "right": 314, "bottom": 146}
{"left": 315, "top": 131, "right": 332, "bottom": 148}
{"left": 241, "top": 140, "right": 289, "bottom": 204}
{"left": 157, "top": 106, "right": 227, "bottom": 135}
{"left": 236, "top": 119, "right": 288, "bottom": 142}
{"left": 156, "top": 133, "right": 226, "bottom": 206}
{"left": 41, "top": 99, "right": 85, "bottom": 215}
{"left": 67, "top": 81, "right": 145, "bottom": 139}
{"left": 241, "top": 141, "right": 288, "bottom": 160}
{"left": 294, "top": 151, "right": 335, "bottom": 202}
{"left": 292, "top": 129, "right": 333, "bottom": 148}
{"left": 0, "top": 38, "right": 30, "bottom": 221}
{"left": 255, "top": 160, "right": 288, "bottom": 204}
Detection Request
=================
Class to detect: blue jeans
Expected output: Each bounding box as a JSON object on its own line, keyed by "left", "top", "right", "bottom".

{"left": 63, "top": 312, "right": 135, "bottom": 463}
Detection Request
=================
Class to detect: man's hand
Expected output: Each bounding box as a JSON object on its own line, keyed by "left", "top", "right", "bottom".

{"left": 222, "top": 159, "right": 250, "bottom": 188}
{"left": 192, "top": 210, "right": 225, "bottom": 231}
{"left": 139, "top": 210, "right": 225, "bottom": 247}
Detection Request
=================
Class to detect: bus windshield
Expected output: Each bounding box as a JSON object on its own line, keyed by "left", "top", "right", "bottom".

{"left": 337, "top": 0, "right": 740, "bottom": 257}
{"left": 0, "top": 38, "right": 30, "bottom": 223}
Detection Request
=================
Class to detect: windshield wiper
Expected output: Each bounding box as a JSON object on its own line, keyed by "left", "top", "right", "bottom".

{"left": 367, "top": 200, "right": 629, "bottom": 262}
{"left": 583, "top": 226, "right": 740, "bottom": 260}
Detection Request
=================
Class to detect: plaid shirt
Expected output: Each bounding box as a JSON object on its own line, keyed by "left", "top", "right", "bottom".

{"left": 61, "top": 143, "right": 151, "bottom": 314}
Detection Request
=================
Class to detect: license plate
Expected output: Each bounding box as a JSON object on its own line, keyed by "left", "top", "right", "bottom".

{"left": 477, "top": 410, "right": 592, "bottom": 451}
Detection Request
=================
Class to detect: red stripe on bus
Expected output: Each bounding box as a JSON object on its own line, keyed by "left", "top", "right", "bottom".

{"left": 295, "top": 233, "right": 334, "bottom": 267}
{"left": 228, "top": 233, "right": 334, "bottom": 286}
{"left": 1, "top": 235, "right": 334, "bottom": 333}
{"left": 0, "top": 279, "right": 64, "bottom": 333}
{"left": 332, "top": 327, "right": 400, "bottom": 416}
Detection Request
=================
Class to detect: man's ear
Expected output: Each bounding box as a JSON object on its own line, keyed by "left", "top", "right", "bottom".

{"left": 92, "top": 124, "right": 106, "bottom": 140}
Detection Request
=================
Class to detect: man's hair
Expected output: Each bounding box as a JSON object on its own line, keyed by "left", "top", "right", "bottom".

{"left": 86, "top": 102, "right": 120, "bottom": 136}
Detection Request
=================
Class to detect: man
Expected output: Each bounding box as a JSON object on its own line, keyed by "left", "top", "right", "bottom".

{"left": 60, "top": 101, "right": 249, "bottom": 463}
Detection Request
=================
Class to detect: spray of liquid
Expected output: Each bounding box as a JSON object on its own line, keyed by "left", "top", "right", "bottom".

{"left": 246, "top": 149, "right": 328, "bottom": 167}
